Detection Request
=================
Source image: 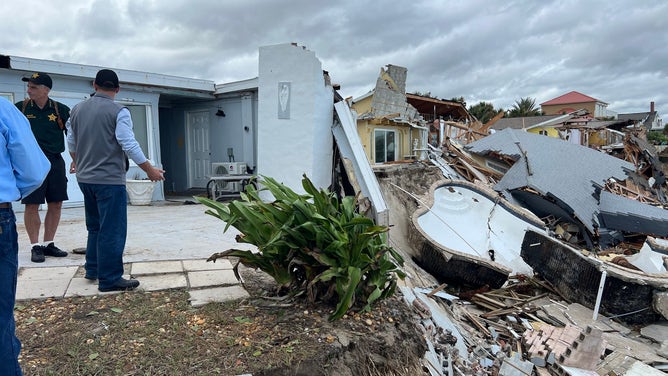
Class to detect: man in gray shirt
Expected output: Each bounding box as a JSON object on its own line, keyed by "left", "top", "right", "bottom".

{"left": 66, "top": 69, "right": 164, "bottom": 292}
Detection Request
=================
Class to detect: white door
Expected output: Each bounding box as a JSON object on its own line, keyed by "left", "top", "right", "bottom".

{"left": 186, "top": 110, "right": 211, "bottom": 188}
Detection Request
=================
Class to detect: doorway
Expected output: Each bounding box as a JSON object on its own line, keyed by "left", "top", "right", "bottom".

{"left": 186, "top": 110, "right": 211, "bottom": 188}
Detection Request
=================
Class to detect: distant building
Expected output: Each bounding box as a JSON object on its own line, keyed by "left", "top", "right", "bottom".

{"left": 541, "top": 91, "right": 616, "bottom": 118}
{"left": 618, "top": 101, "right": 663, "bottom": 131}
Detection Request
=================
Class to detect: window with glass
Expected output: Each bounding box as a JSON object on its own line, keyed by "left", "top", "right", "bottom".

{"left": 124, "top": 104, "right": 151, "bottom": 161}
{"left": 374, "top": 129, "right": 397, "bottom": 164}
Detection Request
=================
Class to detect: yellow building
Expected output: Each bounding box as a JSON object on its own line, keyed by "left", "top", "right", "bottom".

{"left": 350, "top": 65, "right": 426, "bottom": 164}
{"left": 351, "top": 65, "right": 477, "bottom": 164}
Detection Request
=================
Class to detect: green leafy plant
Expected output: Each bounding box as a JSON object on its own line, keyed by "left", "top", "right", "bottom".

{"left": 196, "top": 174, "right": 405, "bottom": 320}
{"left": 647, "top": 130, "right": 668, "bottom": 145}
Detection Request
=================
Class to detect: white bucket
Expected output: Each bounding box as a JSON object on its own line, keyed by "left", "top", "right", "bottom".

{"left": 126, "top": 180, "right": 156, "bottom": 205}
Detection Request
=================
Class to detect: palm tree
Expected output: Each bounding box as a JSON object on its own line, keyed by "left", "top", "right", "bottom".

{"left": 468, "top": 101, "right": 504, "bottom": 124}
{"left": 507, "top": 97, "right": 542, "bottom": 117}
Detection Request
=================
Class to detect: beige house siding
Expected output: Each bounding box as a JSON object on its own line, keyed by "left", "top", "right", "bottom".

{"left": 357, "top": 118, "right": 413, "bottom": 164}
{"left": 527, "top": 126, "right": 560, "bottom": 137}
{"left": 542, "top": 102, "right": 596, "bottom": 115}
{"left": 353, "top": 95, "right": 373, "bottom": 117}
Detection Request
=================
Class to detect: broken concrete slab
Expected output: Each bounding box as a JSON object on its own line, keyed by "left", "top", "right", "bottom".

{"left": 533, "top": 298, "right": 628, "bottom": 334}
{"left": 624, "top": 360, "right": 667, "bottom": 375}
{"left": 598, "top": 350, "right": 667, "bottom": 376}
{"left": 653, "top": 291, "right": 668, "bottom": 319}
{"left": 498, "top": 353, "right": 534, "bottom": 376}
{"left": 659, "top": 340, "right": 668, "bottom": 358}
{"left": 554, "top": 364, "right": 600, "bottom": 375}
{"left": 640, "top": 321, "right": 668, "bottom": 343}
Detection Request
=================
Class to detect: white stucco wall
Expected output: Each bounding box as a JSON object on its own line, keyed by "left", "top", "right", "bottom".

{"left": 256, "top": 43, "right": 334, "bottom": 195}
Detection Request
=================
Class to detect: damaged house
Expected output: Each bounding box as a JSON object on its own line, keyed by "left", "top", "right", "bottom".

{"left": 492, "top": 109, "right": 627, "bottom": 148}
{"left": 5, "top": 47, "right": 668, "bottom": 373}
{"left": 350, "top": 64, "right": 429, "bottom": 164}
{"left": 349, "top": 64, "right": 481, "bottom": 165}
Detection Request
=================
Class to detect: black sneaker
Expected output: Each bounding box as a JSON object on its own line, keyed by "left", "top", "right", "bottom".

{"left": 98, "top": 278, "right": 140, "bottom": 292}
{"left": 31, "top": 245, "right": 45, "bottom": 263}
{"left": 43, "top": 243, "right": 68, "bottom": 257}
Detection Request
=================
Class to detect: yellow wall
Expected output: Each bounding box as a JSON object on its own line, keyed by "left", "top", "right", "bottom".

{"left": 588, "top": 130, "right": 607, "bottom": 147}
{"left": 357, "top": 119, "right": 413, "bottom": 164}
{"left": 352, "top": 96, "right": 373, "bottom": 117}
{"left": 527, "top": 127, "right": 560, "bottom": 138}
{"left": 542, "top": 103, "right": 596, "bottom": 115}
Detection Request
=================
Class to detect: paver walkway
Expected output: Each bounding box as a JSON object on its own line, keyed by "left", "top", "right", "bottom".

{"left": 15, "top": 201, "right": 253, "bottom": 306}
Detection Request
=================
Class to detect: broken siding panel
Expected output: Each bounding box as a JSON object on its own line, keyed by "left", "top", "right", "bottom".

{"left": 598, "top": 191, "right": 668, "bottom": 237}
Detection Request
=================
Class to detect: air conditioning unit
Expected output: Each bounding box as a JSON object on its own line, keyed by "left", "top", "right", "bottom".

{"left": 211, "top": 162, "right": 247, "bottom": 176}
{"left": 210, "top": 162, "right": 247, "bottom": 193}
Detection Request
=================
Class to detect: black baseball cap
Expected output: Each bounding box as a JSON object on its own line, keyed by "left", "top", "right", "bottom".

{"left": 94, "top": 69, "right": 120, "bottom": 89}
{"left": 22, "top": 72, "right": 52, "bottom": 89}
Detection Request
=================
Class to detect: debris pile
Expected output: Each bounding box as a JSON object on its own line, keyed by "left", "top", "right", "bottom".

{"left": 400, "top": 276, "right": 668, "bottom": 375}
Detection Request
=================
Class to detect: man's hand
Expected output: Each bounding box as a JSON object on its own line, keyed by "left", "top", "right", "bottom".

{"left": 138, "top": 160, "right": 165, "bottom": 182}
{"left": 146, "top": 166, "right": 165, "bottom": 182}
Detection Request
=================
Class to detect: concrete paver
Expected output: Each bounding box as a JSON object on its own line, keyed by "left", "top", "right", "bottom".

{"left": 17, "top": 266, "right": 78, "bottom": 300}
{"left": 188, "top": 285, "right": 250, "bottom": 308}
{"left": 183, "top": 258, "right": 234, "bottom": 271}
{"left": 137, "top": 273, "right": 189, "bottom": 291}
{"left": 65, "top": 278, "right": 100, "bottom": 297}
{"left": 131, "top": 260, "right": 184, "bottom": 275}
{"left": 188, "top": 269, "right": 239, "bottom": 288}
{"left": 15, "top": 202, "right": 256, "bottom": 305}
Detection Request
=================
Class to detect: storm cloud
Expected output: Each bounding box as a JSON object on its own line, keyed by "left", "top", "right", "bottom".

{"left": 3, "top": 0, "right": 667, "bottom": 116}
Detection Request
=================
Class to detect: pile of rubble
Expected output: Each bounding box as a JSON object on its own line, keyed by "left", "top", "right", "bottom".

{"left": 400, "top": 276, "right": 668, "bottom": 375}
{"left": 373, "top": 134, "right": 668, "bottom": 374}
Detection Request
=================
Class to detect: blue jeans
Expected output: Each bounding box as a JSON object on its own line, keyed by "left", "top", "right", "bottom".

{"left": 79, "top": 183, "right": 128, "bottom": 289}
{"left": 0, "top": 208, "right": 23, "bottom": 375}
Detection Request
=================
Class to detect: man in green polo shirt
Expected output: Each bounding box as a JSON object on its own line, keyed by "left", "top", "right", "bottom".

{"left": 15, "top": 72, "right": 71, "bottom": 263}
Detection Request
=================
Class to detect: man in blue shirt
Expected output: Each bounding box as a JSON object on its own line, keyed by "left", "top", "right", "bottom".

{"left": 0, "top": 96, "right": 50, "bottom": 375}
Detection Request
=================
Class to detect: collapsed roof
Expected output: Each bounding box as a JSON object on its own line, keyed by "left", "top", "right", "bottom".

{"left": 464, "top": 128, "right": 668, "bottom": 246}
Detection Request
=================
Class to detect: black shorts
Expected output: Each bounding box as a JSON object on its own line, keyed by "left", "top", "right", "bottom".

{"left": 21, "top": 154, "right": 69, "bottom": 204}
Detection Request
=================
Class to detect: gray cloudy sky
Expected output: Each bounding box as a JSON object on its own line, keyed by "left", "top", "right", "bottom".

{"left": 3, "top": 0, "right": 667, "bottom": 117}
